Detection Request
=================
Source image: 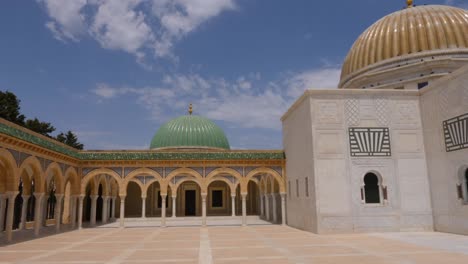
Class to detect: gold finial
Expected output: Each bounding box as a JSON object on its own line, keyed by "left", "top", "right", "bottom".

{"left": 407, "top": 0, "right": 413, "bottom": 8}
{"left": 188, "top": 103, "right": 193, "bottom": 115}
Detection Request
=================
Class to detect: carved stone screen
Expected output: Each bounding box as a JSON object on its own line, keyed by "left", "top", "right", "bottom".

{"left": 443, "top": 113, "right": 468, "bottom": 152}
{"left": 348, "top": 128, "right": 391, "bottom": 157}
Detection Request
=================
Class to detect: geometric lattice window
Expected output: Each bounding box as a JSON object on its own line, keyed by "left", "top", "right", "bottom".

{"left": 443, "top": 113, "right": 468, "bottom": 152}
{"left": 349, "top": 128, "right": 391, "bottom": 157}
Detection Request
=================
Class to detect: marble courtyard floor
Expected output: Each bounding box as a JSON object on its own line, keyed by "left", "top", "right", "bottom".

{"left": 1, "top": 225, "right": 468, "bottom": 264}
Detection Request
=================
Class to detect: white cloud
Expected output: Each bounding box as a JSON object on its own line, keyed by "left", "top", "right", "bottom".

{"left": 38, "top": 0, "right": 87, "bottom": 42}
{"left": 90, "top": 66, "right": 341, "bottom": 130}
{"left": 38, "top": 0, "right": 237, "bottom": 61}
{"left": 284, "top": 68, "right": 341, "bottom": 98}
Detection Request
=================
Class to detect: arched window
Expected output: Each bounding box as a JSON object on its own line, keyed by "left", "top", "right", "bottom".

{"left": 364, "top": 173, "right": 381, "bottom": 204}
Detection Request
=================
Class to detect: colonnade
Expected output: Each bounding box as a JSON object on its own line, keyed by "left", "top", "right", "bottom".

{"left": 0, "top": 192, "right": 84, "bottom": 242}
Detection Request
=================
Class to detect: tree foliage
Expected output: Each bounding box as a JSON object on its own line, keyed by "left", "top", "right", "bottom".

{"left": 0, "top": 90, "right": 26, "bottom": 125}
{"left": 24, "top": 118, "right": 56, "bottom": 137}
{"left": 56, "top": 131, "right": 84, "bottom": 150}
{"left": 0, "top": 90, "right": 84, "bottom": 149}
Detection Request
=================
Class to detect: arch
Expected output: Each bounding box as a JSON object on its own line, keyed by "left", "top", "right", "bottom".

{"left": 458, "top": 165, "right": 468, "bottom": 202}
{"left": 170, "top": 177, "right": 204, "bottom": 195}
{"left": 165, "top": 168, "right": 204, "bottom": 193}
{"left": 129, "top": 179, "right": 145, "bottom": 197}
{"left": 44, "top": 162, "right": 64, "bottom": 194}
{"left": 206, "top": 176, "right": 237, "bottom": 195}
{"left": 97, "top": 175, "right": 109, "bottom": 197}
{"left": 244, "top": 167, "right": 285, "bottom": 194}
{"left": 142, "top": 178, "right": 160, "bottom": 197}
{"left": 81, "top": 168, "right": 123, "bottom": 196}
{"left": 18, "top": 156, "right": 44, "bottom": 193}
{"left": 64, "top": 167, "right": 80, "bottom": 195}
{"left": 123, "top": 168, "right": 163, "bottom": 196}
{"left": 0, "top": 148, "right": 18, "bottom": 193}
{"left": 363, "top": 172, "right": 382, "bottom": 204}
{"left": 205, "top": 168, "right": 242, "bottom": 182}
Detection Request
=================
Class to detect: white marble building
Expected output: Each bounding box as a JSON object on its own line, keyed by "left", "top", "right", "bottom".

{"left": 282, "top": 3, "right": 468, "bottom": 235}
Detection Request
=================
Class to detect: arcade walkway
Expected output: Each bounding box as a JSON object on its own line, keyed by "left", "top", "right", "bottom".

{"left": 1, "top": 226, "right": 468, "bottom": 263}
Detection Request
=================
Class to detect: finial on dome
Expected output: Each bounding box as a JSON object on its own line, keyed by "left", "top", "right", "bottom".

{"left": 188, "top": 103, "right": 193, "bottom": 115}
{"left": 407, "top": 0, "right": 414, "bottom": 8}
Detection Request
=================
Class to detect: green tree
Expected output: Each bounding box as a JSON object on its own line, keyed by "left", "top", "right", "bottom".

{"left": 24, "top": 118, "right": 56, "bottom": 137}
{"left": 56, "top": 130, "right": 84, "bottom": 150}
{"left": 0, "top": 90, "right": 26, "bottom": 125}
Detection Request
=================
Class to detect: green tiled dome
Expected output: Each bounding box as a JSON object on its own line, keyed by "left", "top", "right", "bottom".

{"left": 150, "top": 115, "right": 230, "bottom": 150}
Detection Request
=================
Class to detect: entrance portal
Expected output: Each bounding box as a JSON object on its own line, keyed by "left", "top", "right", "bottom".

{"left": 185, "top": 190, "right": 196, "bottom": 216}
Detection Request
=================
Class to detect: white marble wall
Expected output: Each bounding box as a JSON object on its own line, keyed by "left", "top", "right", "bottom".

{"left": 283, "top": 89, "right": 433, "bottom": 233}
{"left": 420, "top": 65, "right": 468, "bottom": 235}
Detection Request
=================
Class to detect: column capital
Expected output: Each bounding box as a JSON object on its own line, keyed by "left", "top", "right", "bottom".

{"left": 231, "top": 194, "right": 236, "bottom": 198}
{"left": 55, "top": 194, "right": 64, "bottom": 200}
{"left": 141, "top": 195, "right": 147, "bottom": 199}
{"left": 241, "top": 193, "right": 247, "bottom": 199}
{"left": 160, "top": 193, "right": 167, "bottom": 198}
{"left": 33, "top": 192, "right": 45, "bottom": 199}
{"left": 171, "top": 195, "right": 177, "bottom": 199}
{"left": 5, "top": 191, "right": 19, "bottom": 198}
{"left": 22, "top": 194, "right": 31, "bottom": 199}
{"left": 119, "top": 195, "right": 127, "bottom": 200}
{"left": 90, "top": 194, "right": 99, "bottom": 200}
{"left": 280, "top": 193, "right": 286, "bottom": 199}
{"left": 201, "top": 193, "right": 207, "bottom": 199}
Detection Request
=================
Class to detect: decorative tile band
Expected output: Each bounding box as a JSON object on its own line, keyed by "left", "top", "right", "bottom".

{"left": 0, "top": 121, "right": 285, "bottom": 161}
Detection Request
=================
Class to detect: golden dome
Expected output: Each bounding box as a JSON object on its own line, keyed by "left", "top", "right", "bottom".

{"left": 339, "top": 5, "right": 468, "bottom": 88}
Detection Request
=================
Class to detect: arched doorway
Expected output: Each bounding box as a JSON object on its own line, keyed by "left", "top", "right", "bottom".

{"left": 364, "top": 172, "right": 381, "bottom": 204}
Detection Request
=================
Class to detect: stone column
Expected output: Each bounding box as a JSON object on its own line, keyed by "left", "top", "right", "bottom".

{"left": 102, "top": 196, "right": 109, "bottom": 224}
{"left": 77, "top": 196, "right": 84, "bottom": 229}
{"left": 141, "top": 196, "right": 146, "bottom": 219}
{"left": 201, "top": 193, "right": 207, "bottom": 227}
{"left": 5, "top": 192, "right": 19, "bottom": 242}
{"left": 90, "top": 195, "right": 98, "bottom": 226}
{"left": 54, "top": 194, "right": 64, "bottom": 232}
{"left": 265, "top": 194, "right": 270, "bottom": 221}
{"left": 172, "top": 196, "right": 176, "bottom": 218}
{"left": 231, "top": 195, "right": 236, "bottom": 217}
{"left": 272, "top": 194, "right": 278, "bottom": 223}
{"left": 111, "top": 197, "right": 116, "bottom": 220}
{"left": 119, "top": 196, "right": 126, "bottom": 228}
{"left": 33, "top": 193, "right": 44, "bottom": 236}
{"left": 241, "top": 193, "right": 247, "bottom": 226}
{"left": 0, "top": 194, "right": 6, "bottom": 232}
{"left": 20, "top": 194, "right": 30, "bottom": 230}
{"left": 42, "top": 195, "right": 49, "bottom": 226}
{"left": 161, "top": 194, "right": 167, "bottom": 227}
{"left": 70, "top": 196, "right": 77, "bottom": 229}
{"left": 280, "top": 193, "right": 286, "bottom": 226}
{"left": 260, "top": 193, "right": 264, "bottom": 218}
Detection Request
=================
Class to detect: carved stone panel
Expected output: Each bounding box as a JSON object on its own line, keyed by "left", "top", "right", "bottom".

{"left": 349, "top": 128, "right": 391, "bottom": 157}
{"left": 443, "top": 113, "right": 468, "bottom": 152}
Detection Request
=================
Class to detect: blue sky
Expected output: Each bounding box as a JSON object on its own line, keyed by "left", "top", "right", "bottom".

{"left": 0, "top": 0, "right": 465, "bottom": 150}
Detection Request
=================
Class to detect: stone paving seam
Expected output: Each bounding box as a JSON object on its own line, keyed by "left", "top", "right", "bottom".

{"left": 198, "top": 228, "right": 213, "bottom": 264}
{"left": 105, "top": 228, "right": 162, "bottom": 264}
{"left": 15, "top": 228, "right": 121, "bottom": 264}
{"left": 249, "top": 226, "right": 308, "bottom": 264}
